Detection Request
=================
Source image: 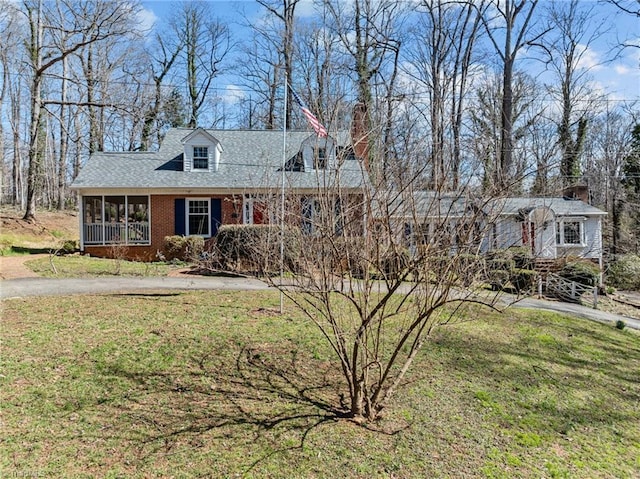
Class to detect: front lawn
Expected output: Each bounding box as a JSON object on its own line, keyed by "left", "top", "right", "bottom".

{"left": 1, "top": 290, "right": 638, "bottom": 478}
{"left": 25, "top": 255, "right": 184, "bottom": 277}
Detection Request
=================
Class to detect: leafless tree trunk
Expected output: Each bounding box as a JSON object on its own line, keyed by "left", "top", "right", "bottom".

{"left": 470, "top": 72, "right": 543, "bottom": 194}
{"left": 256, "top": 0, "right": 302, "bottom": 129}
{"left": 407, "top": 0, "right": 485, "bottom": 190}
{"left": 57, "top": 54, "right": 69, "bottom": 209}
{"left": 173, "top": 1, "right": 231, "bottom": 128}
{"left": 481, "top": 0, "right": 547, "bottom": 193}
{"left": 9, "top": 74, "right": 24, "bottom": 207}
{"left": 236, "top": 24, "right": 281, "bottom": 129}
{"left": 140, "top": 34, "right": 182, "bottom": 151}
{"left": 1, "top": 3, "right": 26, "bottom": 206}
{"left": 583, "top": 107, "right": 636, "bottom": 255}
{"left": 295, "top": 20, "right": 345, "bottom": 132}
{"left": 544, "top": 0, "right": 606, "bottom": 188}
{"left": 256, "top": 170, "right": 510, "bottom": 421}
{"left": 325, "top": 0, "right": 405, "bottom": 180}
{"left": 20, "top": 0, "right": 141, "bottom": 221}
{"left": 23, "top": 0, "right": 45, "bottom": 222}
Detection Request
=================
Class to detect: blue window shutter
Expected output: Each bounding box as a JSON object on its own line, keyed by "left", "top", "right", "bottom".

{"left": 175, "top": 198, "right": 186, "bottom": 235}
{"left": 211, "top": 198, "right": 222, "bottom": 236}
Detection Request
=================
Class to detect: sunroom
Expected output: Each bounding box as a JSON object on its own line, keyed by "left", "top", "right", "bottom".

{"left": 82, "top": 195, "right": 150, "bottom": 245}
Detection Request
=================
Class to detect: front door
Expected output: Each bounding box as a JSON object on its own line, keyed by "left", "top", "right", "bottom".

{"left": 522, "top": 222, "right": 535, "bottom": 253}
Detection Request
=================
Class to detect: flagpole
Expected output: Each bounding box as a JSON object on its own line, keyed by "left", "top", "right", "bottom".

{"left": 279, "top": 75, "right": 288, "bottom": 314}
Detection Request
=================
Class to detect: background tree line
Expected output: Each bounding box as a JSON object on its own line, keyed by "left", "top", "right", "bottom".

{"left": 0, "top": 0, "right": 638, "bottom": 253}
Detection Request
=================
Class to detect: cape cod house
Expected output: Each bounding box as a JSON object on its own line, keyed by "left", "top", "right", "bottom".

{"left": 71, "top": 127, "right": 368, "bottom": 261}
{"left": 72, "top": 125, "right": 605, "bottom": 268}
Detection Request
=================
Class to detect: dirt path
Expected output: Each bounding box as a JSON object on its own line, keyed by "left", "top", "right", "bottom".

{"left": 0, "top": 254, "right": 48, "bottom": 280}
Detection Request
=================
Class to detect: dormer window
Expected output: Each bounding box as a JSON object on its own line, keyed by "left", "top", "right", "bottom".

{"left": 181, "top": 129, "right": 222, "bottom": 172}
{"left": 193, "top": 146, "right": 209, "bottom": 170}
{"left": 315, "top": 147, "right": 327, "bottom": 169}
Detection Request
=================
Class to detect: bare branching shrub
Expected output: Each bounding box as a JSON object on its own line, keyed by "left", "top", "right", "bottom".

{"left": 607, "top": 254, "right": 640, "bottom": 290}
{"left": 262, "top": 181, "right": 510, "bottom": 422}
{"left": 109, "top": 241, "right": 129, "bottom": 275}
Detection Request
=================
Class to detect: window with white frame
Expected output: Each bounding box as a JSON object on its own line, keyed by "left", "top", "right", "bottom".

{"left": 556, "top": 219, "right": 584, "bottom": 246}
{"left": 192, "top": 146, "right": 209, "bottom": 170}
{"left": 187, "top": 199, "right": 210, "bottom": 236}
{"left": 314, "top": 146, "right": 328, "bottom": 169}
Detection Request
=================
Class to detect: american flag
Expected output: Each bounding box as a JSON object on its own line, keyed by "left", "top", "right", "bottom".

{"left": 290, "top": 86, "right": 328, "bottom": 137}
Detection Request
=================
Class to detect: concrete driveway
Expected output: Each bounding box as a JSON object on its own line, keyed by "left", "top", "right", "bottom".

{"left": 510, "top": 295, "right": 640, "bottom": 330}
{"left": 0, "top": 275, "right": 270, "bottom": 300}
{"left": 1, "top": 274, "right": 638, "bottom": 331}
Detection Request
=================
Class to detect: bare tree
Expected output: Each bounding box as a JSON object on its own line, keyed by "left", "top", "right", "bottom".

{"left": 481, "top": 0, "right": 548, "bottom": 193}
{"left": 543, "top": 0, "right": 607, "bottom": 189}
{"left": 140, "top": 32, "right": 183, "bottom": 150}
{"left": 470, "top": 71, "right": 542, "bottom": 193}
{"left": 325, "top": 0, "right": 405, "bottom": 179}
{"left": 583, "top": 106, "right": 636, "bottom": 255}
{"left": 171, "top": 1, "right": 231, "bottom": 128}
{"left": 237, "top": 6, "right": 287, "bottom": 130}
{"left": 529, "top": 114, "right": 558, "bottom": 195}
{"left": 0, "top": 3, "right": 21, "bottom": 204}
{"left": 406, "top": 0, "right": 486, "bottom": 190}
{"left": 256, "top": 0, "right": 304, "bottom": 128}
{"left": 604, "top": 0, "right": 640, "bottom": 17}
{"left": 295, "top": 18, "right": 350, "bottom": 133}
{"left": 622, "top": 123, "right": 640, "bottom": 253}
{"left": 20, "top": 0, "right": 141, "bottom": 222}
{"left": 256, "top": 172, "right": 512, "bottom": 421}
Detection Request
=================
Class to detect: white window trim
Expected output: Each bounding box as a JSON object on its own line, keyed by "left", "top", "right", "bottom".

{"left": 186, "top": 198, "right": 211, "bottom": 237}
{"left": 192, "top": 146, "right": 209, "bottom": 171}
{"left": 556, "top": 218, "right": 586, "bottom": 247}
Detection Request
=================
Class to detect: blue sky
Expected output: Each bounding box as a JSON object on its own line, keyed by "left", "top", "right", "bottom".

{"left": 139, "top": 0, "right": 639, "bottom": 106}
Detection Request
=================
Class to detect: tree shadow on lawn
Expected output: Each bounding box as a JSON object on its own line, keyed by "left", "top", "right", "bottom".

{"left": 90, "top": 341, "right": 353, "bottom": 471}
{"left": 430, "top": 318, "right": 640, "bottom": 441}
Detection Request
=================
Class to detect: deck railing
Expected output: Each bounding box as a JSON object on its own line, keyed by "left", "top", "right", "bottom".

{"left": 84, "top": 222, "right": 150, "bottom": 245}
{"left": 545, "top": 272, "right": 598, "bottom": 308}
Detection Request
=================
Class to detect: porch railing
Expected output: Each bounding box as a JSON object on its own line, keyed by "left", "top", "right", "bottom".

{"left": 84, "top": 222, "right": 150, "bottom": 245}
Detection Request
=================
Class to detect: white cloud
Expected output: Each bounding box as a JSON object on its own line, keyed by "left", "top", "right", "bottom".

{"left": 614, "top": 64, "right": 631, "bottom": 75}
{"left": 223, "top": 84, "right": 245, "bottom": 104}
{"left": 136, "top": 7, "right": 158, "bottom": 36}
{"left": 575, "top": 43, "right": 605, "bottom": 72}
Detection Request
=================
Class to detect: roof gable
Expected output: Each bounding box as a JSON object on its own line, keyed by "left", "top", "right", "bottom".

{"left": 180, "top": 128, "right": 222, "bottom": 148}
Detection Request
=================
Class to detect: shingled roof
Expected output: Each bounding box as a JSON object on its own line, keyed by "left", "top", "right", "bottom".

{"left": 371, "top": 191, "right": 606, "bottom": 219}
{"left": 485, "top": 197, "right": 607, "bottom": 217}
{"left": 71, "top": 128, "right": 367, "bottom": 192}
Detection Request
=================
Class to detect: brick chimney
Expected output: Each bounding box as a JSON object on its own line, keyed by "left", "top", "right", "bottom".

{"left": 562, "top": 184, "right": 589, "bottom": 203}
{"left": 351, "top": 103, "right": 369, "bottom": 169}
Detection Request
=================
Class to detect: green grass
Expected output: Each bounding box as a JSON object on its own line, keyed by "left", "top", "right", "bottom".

{"left": 25, "top": 255, "right": 183, "bottom": 277}
{"left": 1, "top": 291, "right": 639, "bottom": 478}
